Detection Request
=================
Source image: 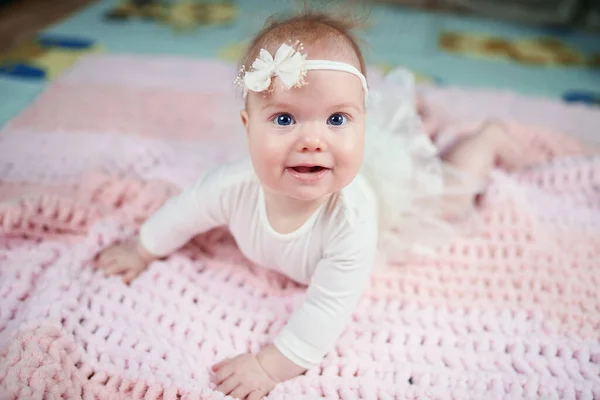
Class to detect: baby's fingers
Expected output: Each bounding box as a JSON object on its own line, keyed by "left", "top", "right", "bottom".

{"left": 230, "top": 384, "right": 252, "bottom": 399}
{"left": 97, "top": 245, "right": 126, "bottom": 263}
{"left": 212, "top": 358, "right": 231, "bottom": 372}
{"left": 122, "top": 269, "right": 141, "bottom": 284}
{"left": 247, "top": 390, "right": 267, "bottom": 400}
{"left": 216, "top": 376, "right": 240, "bottom": 396}
{"left": 214, "top": 361, "right": 235, "bottom": 384}
{"left": 103, "top": 259, "right": 129, "bottom": 273}
{"left": 96, "top": 254, "right": 119, "bottom": 271}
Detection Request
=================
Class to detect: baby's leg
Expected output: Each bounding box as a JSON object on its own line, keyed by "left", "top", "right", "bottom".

{"left": 440, "top": 120, "right": 527, "bottom": 214}
{"left": 442, "top": 120, "right": 526, "bottom": 178}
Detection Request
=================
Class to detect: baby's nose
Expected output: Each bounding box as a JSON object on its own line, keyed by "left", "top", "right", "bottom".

{"left": 298, "top": 136, "right": 325, "bottom": 152}
{"left": 297, "top": 124, "right": 328, "bottom": 152}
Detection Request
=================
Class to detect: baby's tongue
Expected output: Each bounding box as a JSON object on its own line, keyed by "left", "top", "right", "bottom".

{"left": 295, "top": 166, "right": 312, "bottom": 173}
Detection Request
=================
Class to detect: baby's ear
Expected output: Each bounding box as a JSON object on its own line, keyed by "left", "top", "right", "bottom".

{"left": 240, "top": 110, "right": 249, "bottom": 131}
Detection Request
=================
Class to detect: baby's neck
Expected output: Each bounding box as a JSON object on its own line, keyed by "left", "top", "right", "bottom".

{"left": 263, "top": 190, "right": 331, "bottom": 234}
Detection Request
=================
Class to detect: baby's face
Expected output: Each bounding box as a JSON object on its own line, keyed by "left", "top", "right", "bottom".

{"left": 241, "top": 68, "right": 366, "bottom": 202}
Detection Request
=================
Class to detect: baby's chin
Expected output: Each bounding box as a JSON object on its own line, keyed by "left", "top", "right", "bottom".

{"left": 288, "top": 190, "right": 333, "bottom": 203}
{"left": 283, "top": 183, "right": 344, "bottom": 204}
{"left": 265, "top": 183, "right": 332, "bottom": 204}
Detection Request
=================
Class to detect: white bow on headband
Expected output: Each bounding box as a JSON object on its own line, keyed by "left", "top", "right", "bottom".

{"left": 238, "top": 43, "right": 369, "bottom": 97}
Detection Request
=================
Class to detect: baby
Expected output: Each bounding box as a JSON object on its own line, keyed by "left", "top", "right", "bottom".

{"left": 96, "top": 11, "right": 524, "bottom": 400}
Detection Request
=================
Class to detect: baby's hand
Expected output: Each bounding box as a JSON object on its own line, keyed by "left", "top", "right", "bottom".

{"left": 95, "top": 237, "right": 156, "bottom": 284}
{"left": 211, "top": 353, "right": 277, "bottom": 399}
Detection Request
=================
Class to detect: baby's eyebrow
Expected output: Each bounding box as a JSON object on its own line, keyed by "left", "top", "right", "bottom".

{"left": 330, "top": 103, "right": 361, "bottom": 113}
{"left": 260, "top": 102, "right": 361, "bottom": 113}
{"left": 260, "top": 102, "right": 295, "bottom": 112}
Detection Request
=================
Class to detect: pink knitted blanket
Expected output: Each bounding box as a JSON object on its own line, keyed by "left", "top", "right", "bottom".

{"left": 1, "top": 55, "right": 599, "bottom": 399}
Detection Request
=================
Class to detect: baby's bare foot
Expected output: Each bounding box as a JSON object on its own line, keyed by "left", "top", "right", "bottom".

{"left": 476, "top": 120, "right": 527, "bottom": 171}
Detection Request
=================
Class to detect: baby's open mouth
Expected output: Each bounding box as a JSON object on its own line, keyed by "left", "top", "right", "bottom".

{"left": 290, "top": 166, "right": 328, "bottom": 173}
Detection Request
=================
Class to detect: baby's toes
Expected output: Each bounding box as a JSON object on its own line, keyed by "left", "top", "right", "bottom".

{"left": 499, "top": 142, "right": 528, "bottom": 171}
{"left": 122, "top": 268, "right": 144, "bottom": 284}
{"left": 102, "top": 259, "right": 128, "bottom": 275}
{"left": 95, "top": 253, "right": 112, "bottom": 269}
{"left": 121, "top": 270, "right": 136, "bottom": 284}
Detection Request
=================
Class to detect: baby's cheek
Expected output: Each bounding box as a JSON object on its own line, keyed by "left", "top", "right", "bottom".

{"left": 340, "top": 139, "right": 365, "bottom": 169}
{"left": 249, "top": 141, "right": 284, "bottom": 180}
{"left": 335, "top": 145, "right": 364, "bottom": 184}
{"left": 261, "top": 140, "right": 288, "bottom": 163}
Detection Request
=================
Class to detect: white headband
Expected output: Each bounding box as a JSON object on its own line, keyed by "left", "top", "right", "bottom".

{"left": 235, "top": 43, "right": 368, "bottom": 98}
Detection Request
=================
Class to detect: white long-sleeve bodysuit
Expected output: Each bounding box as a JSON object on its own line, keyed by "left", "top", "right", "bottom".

{"left": 138, "top": 157, "right": 379, "bottom": 369}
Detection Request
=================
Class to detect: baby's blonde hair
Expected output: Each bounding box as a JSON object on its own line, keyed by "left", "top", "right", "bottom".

{"left": 240, "top": 9, "right": 368, "bottom": 77}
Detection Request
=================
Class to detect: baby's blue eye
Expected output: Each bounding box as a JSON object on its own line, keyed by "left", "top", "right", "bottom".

{"left": 274, "top": 113, "right": 295, "bottom": 126}
{"left": 328, "top": 113, "right": 347, "bottom": 126}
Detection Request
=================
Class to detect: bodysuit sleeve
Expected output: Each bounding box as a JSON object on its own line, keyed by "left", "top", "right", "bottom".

{"left": 138, "top": 165, "right": 228, "bottom": 258}
{"left": 272, "top": 217, "right": 378, "bottom": 369}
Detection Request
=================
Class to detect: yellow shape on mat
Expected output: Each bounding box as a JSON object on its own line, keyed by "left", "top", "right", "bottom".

{"left": 440, "top": 31, "right": 511, "bottom": 61}
{"left": 105, "top": 0, "right": 238, "bottom": 31}
{"left": 589, "top": 53, "right": 600, "bottom": 68}
{"left": 510, "top": 38, "right": 585, "bottom": 66}
{"left": 218, "top": 42, "right": 248, "bottom": 63}
{"left": 165, "top": 2, "right": 238, "bottom": 31}
{"left": 36, "top": 46, "right": 104, "bottom": 79}
{"left": 439, "top": 31, "right": 588, "bottom": 67}
{"left": 0, "top": 41, "right": 47, "bottom": 63}
{"left": 0, "top": 40, "right": 104, "bottom": 80}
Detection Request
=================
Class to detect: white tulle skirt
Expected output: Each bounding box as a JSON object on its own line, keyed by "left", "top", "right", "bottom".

{"left": 361, "top": 68, "right": 483, "bottom": 262}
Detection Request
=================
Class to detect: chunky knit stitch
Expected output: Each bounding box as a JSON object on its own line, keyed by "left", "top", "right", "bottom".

{"left": 1, "top": 55, "right": 599, "bottom": 399}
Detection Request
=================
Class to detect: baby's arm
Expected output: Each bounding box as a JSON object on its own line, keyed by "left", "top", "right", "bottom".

{"left": 96, "top": 165, "right": 228, "bottom": 282}
{"left": 269, "top": 223, "right": 375, "bottom": 371}
{"left": 138, "top": 166, "right": 228, "bottom": 257}
{"left": 212, "top": 222, "right": 376, "bottom": 398}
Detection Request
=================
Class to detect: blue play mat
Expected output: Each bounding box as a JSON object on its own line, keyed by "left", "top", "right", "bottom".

{"left": 1, "top": 0, "right": 599, "bottom": 126}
